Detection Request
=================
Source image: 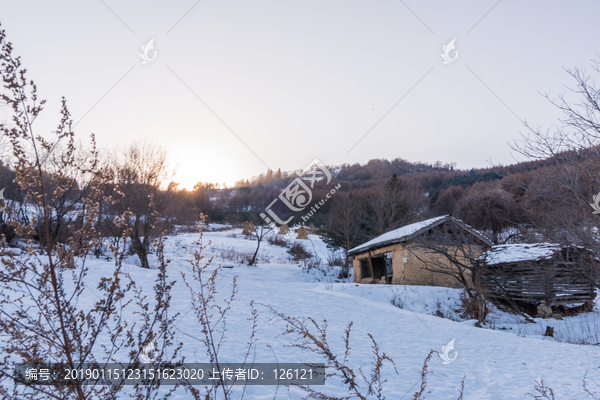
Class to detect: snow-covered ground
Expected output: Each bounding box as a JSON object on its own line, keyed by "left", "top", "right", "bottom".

{"left": 4, "top": 227, "right": 600, "bottom": 399}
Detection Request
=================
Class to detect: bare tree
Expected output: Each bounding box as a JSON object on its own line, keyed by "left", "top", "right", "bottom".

{"left": 454, "top": 182, "right": 526, "bottom": 244}
{"left": 407, "top": 221, "right": 491, "bottom": 326}
{"left": 319, "top": 192, "right": 366, "bottom": 268}
{"left": 0, "top": 26, "right": 181, "bottom": 399}
{"left": 510, "top": 57, "right": 600, "bottom": 250}
{"left": 105, "top": 140, "right": 172, "bottom": 268}
{"left": 364, "top": 174, "right": 412, "bottom": 237}
{"left": 434, "top": 185, "right": 464, "bottom": 215}
{"left": 248, "top": 219, "right": 273, "bottom": 266}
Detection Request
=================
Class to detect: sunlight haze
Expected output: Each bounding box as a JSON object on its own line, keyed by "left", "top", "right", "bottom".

{"left": 1, "top": 0, "right": 599, "bottom": 183}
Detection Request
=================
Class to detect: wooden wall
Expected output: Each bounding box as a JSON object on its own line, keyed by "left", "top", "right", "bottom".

{"left": 352, "top": 242, "right": 464, "bottom": 288}
{"left": 481, "top": 258, "right": 596, "bottom": 306}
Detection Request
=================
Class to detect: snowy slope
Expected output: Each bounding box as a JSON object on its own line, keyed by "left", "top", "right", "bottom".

{"left": 3, "top": 228, "right": 600, "bottom": 399}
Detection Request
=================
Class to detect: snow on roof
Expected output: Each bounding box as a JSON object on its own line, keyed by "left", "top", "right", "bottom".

{"left": 349, "top": 215, "right": 448, "bottom": 254}
{"left": 480, "top": 243, "right": 562, "bottom": 266}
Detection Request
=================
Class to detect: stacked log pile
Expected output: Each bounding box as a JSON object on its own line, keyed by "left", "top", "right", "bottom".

{"left": 480, "top": 244, "right": 597, "bottom": 306}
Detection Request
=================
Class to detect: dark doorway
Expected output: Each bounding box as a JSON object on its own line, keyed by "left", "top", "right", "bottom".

{"left": 371, "top": 255, "right": 393, "bottom": 283}
{"left": 371, "top": 257, "right": 385, "bottom": 281}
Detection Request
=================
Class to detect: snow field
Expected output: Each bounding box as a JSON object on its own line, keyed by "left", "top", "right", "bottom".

{"left": 3, "top": 228, "right": 600, "bottom": 399}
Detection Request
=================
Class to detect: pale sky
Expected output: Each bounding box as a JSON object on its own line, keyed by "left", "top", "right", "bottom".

{"left": 1, "top": 1, "right": 599, "bottom": 189}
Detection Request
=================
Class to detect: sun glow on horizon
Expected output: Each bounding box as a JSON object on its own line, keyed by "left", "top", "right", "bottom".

{"left": 170, "top": 147, "right": 265, "bottom": 191}
{"left": 174, "top": 162, "right": 250, "bottom": 191}
{"left": 176, "top": 174, "right": 237, "bottom": 191}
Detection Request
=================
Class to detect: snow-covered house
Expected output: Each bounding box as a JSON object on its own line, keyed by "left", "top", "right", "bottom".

{"left": 348, "top": 215, "right": 492, "bottom": 287}
{"left": 479, "top": 243, "right": 597, "bottom": 308}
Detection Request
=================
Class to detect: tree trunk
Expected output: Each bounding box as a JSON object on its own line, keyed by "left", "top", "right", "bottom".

{"left": 132, "top": 236, "right": 150, "bottom": 268}
{"left": 249, "top": 237, "right": 261, "bottom": 266}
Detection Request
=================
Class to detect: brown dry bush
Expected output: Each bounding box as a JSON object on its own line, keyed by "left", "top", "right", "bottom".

{"left": 265, "top": 305, "right": 469, "bottom": 400}
{"left": 267, "top": 233, "right": 288, "bottom": 247}
{"left": 0, "top": 25, "right": 181, "bottom": 400}
{"left": 181, "top": 215, "right": 259, "bottom": 400}
{"left": 527, "top": 379, "right": 555, "bottom": 400}
{"left": 265, "top": 304, "right": 397, "bottom": 400}
{"left": 287, "top": 242, "right": 312, "bottom": 261}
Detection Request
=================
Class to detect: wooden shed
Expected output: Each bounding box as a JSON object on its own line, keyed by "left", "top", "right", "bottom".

{"left": 479, "top": 243, "right": 598, "bottom": 308}
{"left": 348, "top": 215, "right": 492, "bottom": 287}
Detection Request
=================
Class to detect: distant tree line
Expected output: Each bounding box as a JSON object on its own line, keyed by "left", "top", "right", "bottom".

{"left": 3, "top": 136, "right": 600, "bottom": 269}
{"left": 1, "top": 33, "right": 599, "bottom": 276}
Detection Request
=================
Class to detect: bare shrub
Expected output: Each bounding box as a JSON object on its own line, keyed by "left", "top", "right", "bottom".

{"left": 326, "top": 250, "right": 350, "bottom": 279}
{"left": 526, "top": 375, "right": 600, "bottom": 400}
{"left": 459, "top": 285, "right": 490, "bottom": 324}
{"left": 287, "top": 242, "right": 312, "bottom": 261}
{"left": 265, "top": 305, "right": 397, "bottom": 400}
{"left": 427, "top": 294, "right": 462, "bottom": 322}
{"left": 527, "top": 379, "right": 555, "bottom": 400}
{"left": 265, "top": 305, "right": 469, "bottom": 399}
{"left": 209, "top": 246, "right": 268, "bottom": 264}
{"left": 584, "top": 372, "right": 600, "bottom": 399}
{"left": 301, "top": 257, "right": 323, "bottom": 274}
{"left": 389, "top": 289, "right": 406, "bottom": 310}
{"left": 324, "top": 274, "right": 335, "bottom": 291}
{"left": 0, "top": 25, "right": 181, "bottom": 399}
{"left": 327, "top": 251, "right": 345, "bottom": 267}
{"left": 337, "top": 265, "right": 350, "bottom": 279}
{"left": 457, "top": 375, "right": 466, "bottom": 400}
{"left": 413, "top": 351, "right": 466, "bottom": 400}
{"left": 413, "top": 350, "right": 434, "bottom": 400}
{"left": 267, "top": 233, "right": 287, "bottom": 247}
{"left": 535, "top": 312, "right": 600, "bottom": 345}
{"left": 0, "top": 211, "right": 16, "bottom": 244}
{"left": 202, "top": 224, "right": 232, "bottom": 232}
{"left": 176, "top": 224, "right": 200, "bottom": 234}
{"left": 181, "top": 216, "right": 258, "bottom": 400}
